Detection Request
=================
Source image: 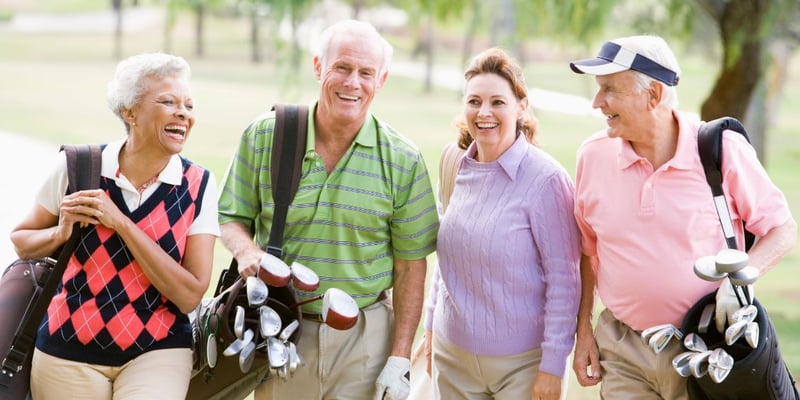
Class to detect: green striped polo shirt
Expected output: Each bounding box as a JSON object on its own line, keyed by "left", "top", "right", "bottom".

{"left": 218, "top": 103, "right": 439, "bottom": 313}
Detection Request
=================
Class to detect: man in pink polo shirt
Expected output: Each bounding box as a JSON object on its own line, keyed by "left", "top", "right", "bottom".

{"left": 568, "top": 35, "right": 797, "bottom": 399}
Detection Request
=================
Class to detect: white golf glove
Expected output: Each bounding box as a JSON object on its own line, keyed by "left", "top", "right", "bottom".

{"left": 374, "top": 356, "right": 410, "bottom": 400}
{"left": 715, "top": 279, "right": 754, "bottom": 333}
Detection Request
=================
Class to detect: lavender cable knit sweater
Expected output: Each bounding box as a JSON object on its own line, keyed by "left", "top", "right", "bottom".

{"left": 424, "top": 134, "right": 581, "bottom": 376}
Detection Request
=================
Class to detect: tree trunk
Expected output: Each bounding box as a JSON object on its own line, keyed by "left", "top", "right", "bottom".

{"left": 460, "top": 0, "right": 480, "bottom": 68}
{"left": 250, "top": 4, "right": 262, "bottom": 63}
{"left": 195, "top": 3, "right": 205, "bottom": 58}
{"left": 112, "top": 0, "right": 122, "bottom": 59}
{"left": 743, "top": 40, "right": 796, "bottom": 165}
{"left": 700, "top": 0, "right": 771, "bottom": 158}
{"left": 423, "top": 17, "right": 434, "bottom": 93}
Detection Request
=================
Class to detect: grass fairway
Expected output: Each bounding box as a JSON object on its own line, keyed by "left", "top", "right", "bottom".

{"left": 0, "top": 6, "right": 798, "bottom": 397}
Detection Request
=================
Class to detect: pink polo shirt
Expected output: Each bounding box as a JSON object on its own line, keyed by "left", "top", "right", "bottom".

{"left": 574, "top": 111, "right": 792, "bottom": 331}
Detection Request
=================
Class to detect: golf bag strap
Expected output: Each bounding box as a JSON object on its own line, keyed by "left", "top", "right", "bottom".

{"left": 267, "top": 104, "right": 308, "bottom": 259}
{"left": 2, "top": 144, "right": 101, "bottom": 378}
{"left": 438, "top": 142, "right": 465, "bottom": 214}
{"left": 697, "top": 117, "right": 755, "bottom": 251}
{"left": 218, "top": 104, "right": 309, "bottom": 291}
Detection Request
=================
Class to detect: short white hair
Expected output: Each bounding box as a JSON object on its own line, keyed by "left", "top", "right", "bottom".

{"left": 106, "top": 52, "right": 191, "bottom": 125}
{"left": 314, "top": 19, "right": 393, "bottom": 77}
{"left": 612, "top": 35, "right": 681, "bottom": 108}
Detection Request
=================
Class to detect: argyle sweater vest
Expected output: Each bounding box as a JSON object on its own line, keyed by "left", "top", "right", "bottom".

{"left": 36, "top": 158, "right": 210, "bottom": 366}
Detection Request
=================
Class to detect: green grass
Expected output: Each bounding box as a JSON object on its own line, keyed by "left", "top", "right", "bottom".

{"left": 1, "top": 5, "right": 799, "bottom": 396}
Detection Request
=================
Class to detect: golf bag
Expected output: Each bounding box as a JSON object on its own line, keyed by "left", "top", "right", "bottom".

{"left": 186, "top": 104, "right": 308, "bottom": 400}
{"left": 681, "top": 117, "right": 799, "bottom": 399}
{"left": 682, "top": 292, "right": 798, "bottom": 399}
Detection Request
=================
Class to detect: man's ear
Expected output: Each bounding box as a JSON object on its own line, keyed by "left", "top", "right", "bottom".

{"left": 376, "top": 70, "right": 388, "bottom": 90}
{"left": 313, "top": 56, "right": 322, "bottom": 80}
{"left": 648, "top": 82, "right": 663, "bottom": 109}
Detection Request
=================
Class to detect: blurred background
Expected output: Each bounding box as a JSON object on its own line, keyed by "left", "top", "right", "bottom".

{"left": 1, "top": 0, "right": 798, "bottom": 397}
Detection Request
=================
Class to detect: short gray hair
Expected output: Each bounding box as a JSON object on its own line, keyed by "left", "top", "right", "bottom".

{"left": 314, "top": 19, "right": 393, "bottom": 77}
{"left": 106, "top": 52, "right": 191, "bottom": 125}
{"left": 612, "top": 35, "right": 681, "bottom": 108}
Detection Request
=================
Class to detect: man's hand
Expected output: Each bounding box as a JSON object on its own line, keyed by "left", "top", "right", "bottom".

{"left": 572, "top": 325, "right": 601, "bottom": 387}
{"left": 374, "top": 356, "right": 411, "bottom": 400}
{"left": 715, "top": 279, "right": 753, "bottom": 333}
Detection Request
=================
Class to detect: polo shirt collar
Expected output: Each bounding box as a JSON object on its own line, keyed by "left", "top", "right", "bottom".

{"left": 102, "top": 139, "right": 183, "bottom": 186}
{"left": 615, "top": 110, "right": 696, "bottom": 171}
{"left": 304, "top": 102, "right": 378, "bottom": 159}
{"left": 465, "top": 133, "right": 528, "bottom": 180}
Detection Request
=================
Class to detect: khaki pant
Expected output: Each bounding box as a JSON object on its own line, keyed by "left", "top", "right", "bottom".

{"left": 254, "top": 299, "right": 393, "bottom": 400}
{"left": 596, "top": 309, "right": 688, "bottom": 400}
{"left": 432, "top": 335, "right": 565, "bottom": 400}
{"left": 31, "top": 348, "right": 192, "bottom": 400}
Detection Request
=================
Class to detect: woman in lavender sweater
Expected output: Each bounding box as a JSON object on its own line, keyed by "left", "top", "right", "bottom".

{"left": 423, "top": 48, "right": 581, "bottom": 400}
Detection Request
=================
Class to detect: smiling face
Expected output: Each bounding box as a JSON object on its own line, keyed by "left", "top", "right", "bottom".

{"left": 124, "top": 76, "right": 194, "bottom": 156}
{"left": 592, "top": 71, "right": 653, "bottom": 141}
{"left": 463, "top": 72, "right": 527, "bottom": 161}
{"left": 313, "top": 30, "right": 387, "bottom": 133}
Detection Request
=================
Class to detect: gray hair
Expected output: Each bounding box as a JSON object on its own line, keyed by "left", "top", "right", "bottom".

{"left": 314, "top": 19, "right": 393, "bottom": 77}
{"left": 612, "top": 35, "right": 681, "bottom": 108}
{"left": 106, "top": 52, "right": 191, "bottom": 126}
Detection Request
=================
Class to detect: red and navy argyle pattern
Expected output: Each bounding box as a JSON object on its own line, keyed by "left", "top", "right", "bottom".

{"left": 37, "top": 158, "right": 210, "bottom": 366}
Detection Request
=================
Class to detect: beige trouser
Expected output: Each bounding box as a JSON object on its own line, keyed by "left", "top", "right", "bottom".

{"left": 596, "top": 309, "right": 688, "bottom": 400}
{"left": 254, "top": 299, "right": 393, "bottom": 400}
{"left": 432, "top": 335, "right": 565, "bottom": 400}
{"left": 31, "top": 347, "right": 192, "bottom": 400}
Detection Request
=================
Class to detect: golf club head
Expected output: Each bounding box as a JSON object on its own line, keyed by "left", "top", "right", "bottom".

{"left": 239, "top": 341, "right": 256, "bottom": 373}
{"left": 267, "top": 337, "right": 289, "bottom": 369}
{"left": 290, "top": 262, "right": 320, "bottom": 292}
{"left": 728, "top": 266, "right": 759, "bottom": 286}
{"left": 724, "top": 320, "right": 748, "bottom": 345}
{"left": 259, "top": 253, "right": 292, "bottom": 287}
{"left": 689, "top": 350, "right": 712, "bottom": 378}
{"left": 279, "top": 320, "right": 299, "bottom": 343}
{"left": 648, "top": 327, "right": 675, "bottom": 354}
{"left": 715, "top": 249, "right": 748, "bottom": 273}
{"left": 672, "top": 351, "right": 696, "bottom": 377}
{"left": 698, "top": 303, "right": 715, "bottom": 334}
{"left": 708, "top": 364, "right": 732, "bottom": 383}
{"left": 258, "top": 305, "right": 282, "bottom": 338}
{"left": 206, "top": 332, "right": 218, "bottom": 368}
{"left": 709, "top": 348, "right": 734, "bottom": 370}
{"left": 246, "top": 276, "right": 269, "bottom": 307}
{"left": 744, "top": 321, "right": 759, "bottom": 349}
{"left": 683, "top": 332, "right": 708, "bottom": 352}
{"left": 732, "top": 304, "right": 757, "bottom": 324}
{"left": 694, "top": 255, "right": 727, "bottom": 281}
{"left": 234, "top": 305, "right": 245, "bottom": 339}
{"left": 641, "top": 323, "right": 676, "bottom": 345}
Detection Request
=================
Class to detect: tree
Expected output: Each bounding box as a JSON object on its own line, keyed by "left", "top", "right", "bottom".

{"left": 112, "top": 0, "right": 123, "bottom": 59}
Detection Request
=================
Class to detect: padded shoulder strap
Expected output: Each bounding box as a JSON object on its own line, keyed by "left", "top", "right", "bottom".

{"left": 62, "top": 144, "right": 103, "bottom": 192}
{"left": 697, "top": 117, "right": 753, "bottom": 250}
{"left": 438, "top": 142, "right": 465, "bottom": 213}
{"left": 1, "top": 143, "right": 102, "bottom": 381}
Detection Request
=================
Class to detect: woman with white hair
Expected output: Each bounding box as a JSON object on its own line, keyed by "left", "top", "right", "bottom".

{"left": 11, "top": 52, "right": 219, "bottom": 399}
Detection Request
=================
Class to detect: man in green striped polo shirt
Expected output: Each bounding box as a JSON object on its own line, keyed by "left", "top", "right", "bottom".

{"left": 218, "top": 19, "right": 439, "bottom": 400}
